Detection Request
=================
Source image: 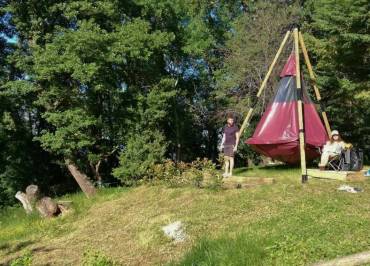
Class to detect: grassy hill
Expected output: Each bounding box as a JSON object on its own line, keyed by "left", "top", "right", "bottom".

{"left": 1, "top": 166, "right": 370, "bottom": 265}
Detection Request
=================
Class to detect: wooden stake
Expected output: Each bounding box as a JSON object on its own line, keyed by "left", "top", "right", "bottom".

{"left": 239, "top": 30, "right": 291, "bottom": 136}
{"left": 294, "top": 28, "right": 307, "bottom": 183}
{"left": 299, "top": 32, "right": 332, "bottom": 137}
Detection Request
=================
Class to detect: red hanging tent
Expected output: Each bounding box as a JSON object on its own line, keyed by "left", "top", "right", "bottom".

{"left": 246, "top": 54, "right": 329, "bottom": 164}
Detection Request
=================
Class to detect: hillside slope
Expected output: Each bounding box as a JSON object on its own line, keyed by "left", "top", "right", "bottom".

{"left": 1, "top": 166, "right": 370, "bottom": 265}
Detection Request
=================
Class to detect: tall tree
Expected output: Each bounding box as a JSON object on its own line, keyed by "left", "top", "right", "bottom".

{"left": 0, "top": 1, "right": 69, "bottom": 207}
{"left": 5, "top": 1, "right": 174, "bottom": 196}
{"left": 303, "top": 0, "right": 370, "bottom": 161}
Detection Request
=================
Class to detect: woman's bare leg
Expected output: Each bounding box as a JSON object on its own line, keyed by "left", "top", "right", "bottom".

{"left": 224, "top": 157, "right": 230, "bottom": 176}
{"left": 229, "top": 157, "right": 234, "bottom": 176}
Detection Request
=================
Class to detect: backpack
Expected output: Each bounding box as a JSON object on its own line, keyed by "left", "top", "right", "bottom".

{"left": 349, "top": 148, "right": 363, "bottom": 171}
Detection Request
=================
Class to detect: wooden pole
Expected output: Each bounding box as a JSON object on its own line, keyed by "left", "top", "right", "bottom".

{"left": 298, "top": 32, "right": 332, "bottom": 137}
{"left": 238, "top": 30, "right": 291, "bottom": 136}
{"left": 239, "top": 108, "right": 253, "bottom": 136}
{"left": 257, "top": 30, "right": 291, "bottom": 97}
{"left": 294, "top": 28, "right": 307, "bottom": 183}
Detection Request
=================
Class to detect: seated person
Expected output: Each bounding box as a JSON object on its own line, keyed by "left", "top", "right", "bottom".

{"left": 319, "top": 130, "right": 351, "bottom": 170}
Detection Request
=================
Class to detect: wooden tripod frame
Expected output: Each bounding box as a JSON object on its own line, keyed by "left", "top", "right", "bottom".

{"left": 239, "top": 28, "right": 332, "bottom": 183}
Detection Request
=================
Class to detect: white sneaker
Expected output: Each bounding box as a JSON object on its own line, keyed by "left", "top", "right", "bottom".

{"left": 222, "top": 173, "right": 229, "bottom": 178}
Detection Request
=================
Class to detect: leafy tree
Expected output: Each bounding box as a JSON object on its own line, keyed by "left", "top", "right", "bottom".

{"left": 0, "top": 3, "right": 69, "bottom": 207}
{"left": 113, "top": 130, "right": 167, "bottom": 184}
{"left": 303, "top": 0, "right": 370, "bottom": 161}
{"left": 4, "top": 1, "right": 174, "bottom": 196}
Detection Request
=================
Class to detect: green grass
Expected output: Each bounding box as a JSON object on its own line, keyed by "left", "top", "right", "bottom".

{"left": 1, "top": 166, "right": 370, "bottom": 265}
{"left": 171, "top": 233, "right": 268, "bottom": 266}
{"left": 0, "top": 187, "right": 128, "bottom": 264}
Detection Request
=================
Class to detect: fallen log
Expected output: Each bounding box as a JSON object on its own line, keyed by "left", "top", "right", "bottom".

{"left": 312, "top": 251, "right": 370, "bottom": 266}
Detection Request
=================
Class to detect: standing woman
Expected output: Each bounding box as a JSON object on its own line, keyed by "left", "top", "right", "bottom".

{"left": 220, "top": 114, "right": 240, "bottom": 177}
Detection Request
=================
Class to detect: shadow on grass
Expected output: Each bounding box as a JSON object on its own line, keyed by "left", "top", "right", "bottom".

{"left": 171, "top": 233, "right": 268, "bottom": 266}
{"left": 4, "top": 240, "right": 35, "bottom": 255}
{"left": 2, "top": 246, "right": 55, "bottom": 266}
{"left": 233, "top": 164, "right": 299, "bottom": 175}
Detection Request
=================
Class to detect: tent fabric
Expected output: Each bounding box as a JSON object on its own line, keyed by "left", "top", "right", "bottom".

{"left": 279, "top": 53, "right": 296, "bottom": 77}
{"left": 246, "top": 54, "right": 329, "bottom": 164}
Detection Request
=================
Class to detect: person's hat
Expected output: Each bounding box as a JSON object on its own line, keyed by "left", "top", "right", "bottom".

{"left": 331, "top": 130, "right": 339, "bottom": 136}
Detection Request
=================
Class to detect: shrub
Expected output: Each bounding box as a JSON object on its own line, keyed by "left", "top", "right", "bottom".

{"left": 147, "top": 158, "right": 222, "bottom": 189}
{"left": 113, "top": 130, "right": 167, "bottom": 185}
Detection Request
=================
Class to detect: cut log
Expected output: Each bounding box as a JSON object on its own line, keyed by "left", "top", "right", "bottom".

{"left": 25, "top": 184, "right": 40, "bottom": 203}
{"left": 65, "top": 159, "right": 97, "bottom": 198}
{"left": 36, "top": 197, "right": 59, "bottom": 218}
{"left": 312, "top": 250, "right": 370, "bottom": 266}
{"left": 15, "top": 186, "right": 73, "bottom": 217}
{"left": 15, "top": 191, "right": 33, "bottom": 214}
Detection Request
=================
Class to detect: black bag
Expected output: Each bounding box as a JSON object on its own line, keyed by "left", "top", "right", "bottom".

{"left": 350, "top": 148, "right": 363, "bottom": 171}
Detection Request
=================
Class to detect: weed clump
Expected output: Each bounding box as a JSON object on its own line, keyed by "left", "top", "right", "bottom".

{"left": 82, "top": 249, "right": 119, "bottom": 266}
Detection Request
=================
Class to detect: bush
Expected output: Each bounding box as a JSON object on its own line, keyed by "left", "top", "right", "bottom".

{"left": 113, "top": 130, "right": 167, "bottom": 185}
{"left": 147, "top": 158, "right": 222, "bottom": 189}
{"left": 82, "top": 249, "right": 118, "bottom": 266}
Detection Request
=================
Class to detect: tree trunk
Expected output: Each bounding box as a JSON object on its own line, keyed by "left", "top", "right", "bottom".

{"left": 90, "top": 160, "right": 103, "bottom": 187}
{"left": 65, "top": 159, "right": 96, "bottom": 198}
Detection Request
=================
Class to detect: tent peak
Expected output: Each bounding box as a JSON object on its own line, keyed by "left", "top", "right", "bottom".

{"left": 280, "top": 53, "right": 296, "bottom": 77}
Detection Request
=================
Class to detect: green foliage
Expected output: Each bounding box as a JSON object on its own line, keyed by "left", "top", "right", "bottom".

{"left": 82, "top": 249, "right": 118, "bottom": 266}
{"left": 113, "top": 130, "right": 167, "bottom": 184}
{"left": 10, "top": 250, "right": 33, "bottom": 266}
{"left": 303, "top": 0, "right": 370, "bottom": 161}
{"left": 147, "top": 158, "right": 222, "bottom": 189}
{"left": 36, "top": 109, "right": 96, "bottom": 157}
{"left": 172, "top": 234, "right": 267, "bottom": 266}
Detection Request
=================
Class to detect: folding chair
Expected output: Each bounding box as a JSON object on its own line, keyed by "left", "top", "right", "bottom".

{"left": 317, "top": 147, "right": 344, "bottom": 171}
{"left": 327, "top": 152, "right": 345, "bottom": 171}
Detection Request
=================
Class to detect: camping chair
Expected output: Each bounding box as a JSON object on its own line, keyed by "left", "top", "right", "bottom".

{"left": 327, "top": 153, "right": 345, "bottom": 171}
{"left": 318, "top": 148, "right": 345, "bottom": 171}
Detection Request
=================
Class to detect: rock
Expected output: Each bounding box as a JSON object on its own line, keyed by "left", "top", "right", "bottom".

{"left": 162, "top": 221, "right": 186, "bottom": 242}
